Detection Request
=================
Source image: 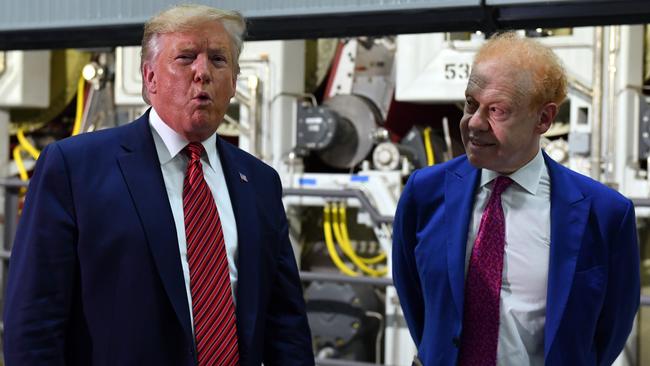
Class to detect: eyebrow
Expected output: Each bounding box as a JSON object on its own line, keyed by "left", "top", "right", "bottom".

{"left": 176, "top": 45, "right": 198, "bottom": 53}
{"left": 174, "top": 46, "right": 230, "bottom": 61}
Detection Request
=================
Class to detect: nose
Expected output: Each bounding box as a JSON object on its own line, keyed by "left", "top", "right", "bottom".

{"left": 467, "top": 106, "right": 489, "bottom": 132}
{"left": 193, "top": 54, "right": 212, "bottom": 83}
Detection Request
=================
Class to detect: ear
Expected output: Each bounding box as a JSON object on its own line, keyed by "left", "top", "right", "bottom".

{"left": 536, "top": 102, "right": 558, "bottom": 135}
{"left": 142, "top": 62, "right": 157, "bottom": 95}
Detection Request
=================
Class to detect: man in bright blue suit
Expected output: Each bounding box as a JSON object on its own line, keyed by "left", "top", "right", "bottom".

{"left": 4, "top": 5, "right": 313, "bottom": 366}
{"left": 393, "top": 32, "right": 639, "bottom": 366}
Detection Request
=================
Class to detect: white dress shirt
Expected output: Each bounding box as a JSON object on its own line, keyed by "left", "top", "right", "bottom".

{"left": 465, "top": 149, "right": 551, "bottom": 366}
{"left": 149, "top": 108, "right": 239, "bottom": 329}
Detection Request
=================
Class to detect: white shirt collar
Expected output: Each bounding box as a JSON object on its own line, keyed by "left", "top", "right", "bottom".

{"left": 149, "top": 107, "right": 219, "bottom": 170}
{"left": 479, "top": 148, "right": 545, "bottom": 195}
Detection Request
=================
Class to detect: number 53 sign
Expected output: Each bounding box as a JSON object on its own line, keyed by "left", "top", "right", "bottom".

{"left": 444, "top": 62, "right": 471, "bottom": 80}
{"left": 396, "top": 41, "right": 477, "bottom": 102}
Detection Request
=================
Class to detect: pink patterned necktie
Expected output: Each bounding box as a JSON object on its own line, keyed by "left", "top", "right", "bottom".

{"left": 459, "top": 176, "right": 513, "bottom": 366}
{"left": 183, "top": 142, "right": 239, "bottom": 365}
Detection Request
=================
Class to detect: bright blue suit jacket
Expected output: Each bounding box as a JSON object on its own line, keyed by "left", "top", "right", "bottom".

{"left": 393, "top": 152, "right": 639, "bottom": 365}
{"left": 4, "top": 112, "right": 314, "bottom": 366}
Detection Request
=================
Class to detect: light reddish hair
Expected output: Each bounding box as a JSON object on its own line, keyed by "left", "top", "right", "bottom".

{"left": 474, "top": 31, "right": 568, "bottom": 108}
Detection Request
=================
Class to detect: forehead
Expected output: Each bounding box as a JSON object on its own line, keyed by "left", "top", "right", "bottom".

{"left": 159, "top": 22, "right": 232, "bottom": 51}
{"left": 466, "top": 60, "right": 530, "bottom": 104}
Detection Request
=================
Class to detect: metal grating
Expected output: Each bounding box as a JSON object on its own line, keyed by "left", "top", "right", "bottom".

{"left": 0, "top": 0, "right": 477, "bottom": 31}
{"left": 487, "top": 0, "right": 595, "bottom": 4}
{"left": 0, "top": 0, "right": 650, "bottom": 50}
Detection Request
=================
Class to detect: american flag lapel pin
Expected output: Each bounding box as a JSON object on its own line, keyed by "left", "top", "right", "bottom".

{"left": 239, "top": 172, "right": 248, "bottom": 182}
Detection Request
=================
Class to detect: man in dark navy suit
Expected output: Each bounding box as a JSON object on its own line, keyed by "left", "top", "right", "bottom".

{"left": 4, "top": 4, "right": 314, "bottom": 365}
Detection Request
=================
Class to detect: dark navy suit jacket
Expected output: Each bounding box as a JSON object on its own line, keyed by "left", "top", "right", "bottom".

{"left": 393, "top": 153, "right": 639, "bottom": 365}
{"left": 4, "top": 112, "right": 314, "bottom": 365}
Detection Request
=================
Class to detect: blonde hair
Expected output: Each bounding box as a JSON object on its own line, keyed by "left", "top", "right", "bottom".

{"left": 474, "top": 31, "right": 568, "bottom": 108}
{"left": 140, "top": 4, "right": 246, "bottom": 104}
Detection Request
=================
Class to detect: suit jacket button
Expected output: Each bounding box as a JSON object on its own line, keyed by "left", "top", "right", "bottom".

{"left": 452, "top": 337, "right": 460, "bottom": 347}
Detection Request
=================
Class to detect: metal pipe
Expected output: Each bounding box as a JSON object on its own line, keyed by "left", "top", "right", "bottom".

{"left": 567, "top": 76, "right": 593, "bottom": 100}
{"left": 442, "top": 117, "right": 453, "bottom": 161}
{"left": 271, "top": 92, "right": 318, "bottom": 107}
{"left": 605, "top": 26, "right": 620, "bottom": 184}
{"left": 3, "top": 187, "right": 19, "bottom": 253}
{"left": 239, "top": 60, "right": 271, "bottom": 161}
{"left": 641, "top": 295, "right": 650, "bottom": 306}
{"left": 0, "top": 178, "right": 29, "bottom": 188}
{"left": 299, "top": 271, "right": 393, "bottom": 287}
{"left": 234, "top": 90, "right": 251, "bottom": 106}
{"left": 248, "top": 75, "right": 260, "bottom": 157}
{"left": 591, "top": 26, "right": 605, "bottom": 181}
{"left": 631, "top": 198, "right": 650, "bottom": 207}
{"left": 283, "top": 188, "right": 394, "bottom": 225}
{"left": 2, "top": 185, "right": 20, "bottom": 324}
{"left": 365, "top": 310, "right": 385, "bottom": 364}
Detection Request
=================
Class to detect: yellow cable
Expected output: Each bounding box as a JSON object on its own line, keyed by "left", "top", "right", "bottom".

{"left": 71, "top": 74, "right": 85, "bottom": 136}
{"left": 423, "top": 127, "right": 435, "bottom": 166}
{"left": 17, "top": 129, "right": 40, "bottom": 160}
{"left": 13, "top": 145, "right": 29, "bottom": 183}
{"left": 331, "top": 202, "right": 387, "bottom": 277}
{"left": 339, "top": 204, "right": 386, "bottom": 265}
{"left": 323, "top": 204, "right": 359, "bottom": 276}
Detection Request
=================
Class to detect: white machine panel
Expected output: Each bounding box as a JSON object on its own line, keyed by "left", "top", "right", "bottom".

{"left": 0, "top": 51, "right": 50, "bottom": 108}
{"left": 115, "top": 46, "right": 146, "bottom": 106}
{"left": 396, "top": 28, "right": 595, "bottom": 103}
{"left": 395, "top": 33, "right": 480, "bottom": 102}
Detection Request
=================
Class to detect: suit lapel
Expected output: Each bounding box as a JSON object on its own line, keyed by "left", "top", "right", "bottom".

{"left": 216, "top": 137, "right": 260, "bottom": 357}
{"left": 543, "top": 152, "right": 590, "bottom": 358}
{"left": 445, "top": 159, "right": 481, "bottom": 317}
{"left": 116, "top": 115, "right": 193, "bottom": 340}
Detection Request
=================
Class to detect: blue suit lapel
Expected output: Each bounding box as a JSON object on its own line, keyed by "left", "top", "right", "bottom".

{"left": 216, "top": 137, "right": 260, "bottom": 356}
{"left": 445, "top": 159, "right": 481, "bottom": 317}
{"left": 116, "top": 114, "right": 194, "bottom": 341}
{"left": 543, "top": 152, "right": 591, "bottom": 358}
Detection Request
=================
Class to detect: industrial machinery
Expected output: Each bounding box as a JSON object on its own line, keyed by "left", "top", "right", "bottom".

{"left": 1, "top": 17, "right": 650, "bottom": 366}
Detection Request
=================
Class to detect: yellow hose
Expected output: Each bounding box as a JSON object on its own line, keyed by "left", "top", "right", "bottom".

{"left": 323, "top": 204, "right": 359, "bottom": 276}
{"left": 331, "top": 202, "right": 387, "bottom": 277}
{"left": 13, "top": 146, "right": 29, "bottom": 182}
{"left": 11, "top": 73, "right": 83, "bottom": 194}
{"left": 71, "top": 74, "right": 85, "bottom": 136}
{"left": 17, "top": 129, "right": 40, "bottom": 160}
{"left": 423, "top": 127, "right": 435, "bottom": 166}
{"left": 339, "top": 204, "right": 386, "bottom": 265}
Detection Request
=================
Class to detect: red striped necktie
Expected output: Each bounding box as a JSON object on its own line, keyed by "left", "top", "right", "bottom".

{"left": 183, "top": 142, "right": 239, "bottom": 365}
{"left": 459, "top": 176, "right": 513, "bottom": 366}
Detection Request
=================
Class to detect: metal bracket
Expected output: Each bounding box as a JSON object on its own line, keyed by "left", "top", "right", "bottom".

{"left": 283, "top": 187, "right": 394, "bottom": 225}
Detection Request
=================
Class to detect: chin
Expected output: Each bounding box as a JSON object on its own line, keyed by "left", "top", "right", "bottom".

{"left": 466, "top": 154, "right": 487, "bottom": 169}
{"left": 190, "top": 116, "right": 218, "bottom": 129}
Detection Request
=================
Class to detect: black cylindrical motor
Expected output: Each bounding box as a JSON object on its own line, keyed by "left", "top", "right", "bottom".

{"left": 304, "top": 281, "right": 382, "bottom": 362}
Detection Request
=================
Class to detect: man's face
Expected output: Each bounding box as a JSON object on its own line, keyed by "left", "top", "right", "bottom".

{"left": 143, "top": 21, "right": 236, "bottom": 141}
{"left": 460, "top": 59, "right": 552, "bottom": 174}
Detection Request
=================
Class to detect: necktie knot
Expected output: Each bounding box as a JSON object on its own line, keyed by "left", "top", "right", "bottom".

{"left": 492, "top": 176, "right": 513, "bottom": 197}
{"left": 184, "top": 142, "right": 205, "bottom": 162}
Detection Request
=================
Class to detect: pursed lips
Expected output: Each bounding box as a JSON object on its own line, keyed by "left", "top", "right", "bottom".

{"left": 193, "top": 91, "right": 212, "bottom": 101}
